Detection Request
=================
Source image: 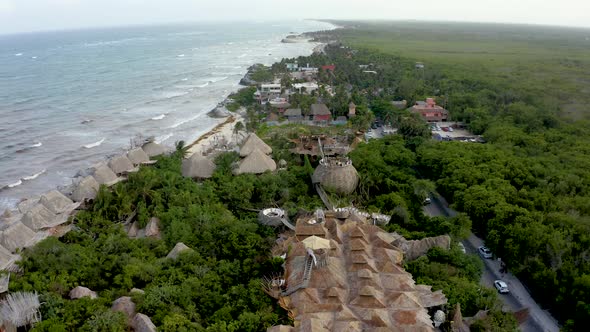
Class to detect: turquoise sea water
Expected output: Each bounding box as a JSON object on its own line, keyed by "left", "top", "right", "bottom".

{"left": 0, "top": 20, "right": 333, "bottom": 210}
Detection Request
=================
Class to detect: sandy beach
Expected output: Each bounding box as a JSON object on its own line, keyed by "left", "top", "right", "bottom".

{"left": 185, "top": 112, "right": 245, "bottom": 158}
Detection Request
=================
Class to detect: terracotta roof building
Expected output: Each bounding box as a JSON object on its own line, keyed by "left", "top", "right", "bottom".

{"left": 410, "top": 98, "right": 448, "bottom": 122}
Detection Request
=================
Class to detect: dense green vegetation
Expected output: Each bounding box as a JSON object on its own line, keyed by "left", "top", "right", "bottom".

{"left": 10, "top": 149, "right": 325, "bottom": 331}
{"left": 302, "top": 21, "right": 590, "bottom": 329}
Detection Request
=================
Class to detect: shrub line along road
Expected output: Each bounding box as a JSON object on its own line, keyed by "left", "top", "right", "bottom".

{"left": 423, "top": 194, "right": 560, "bottom": 332}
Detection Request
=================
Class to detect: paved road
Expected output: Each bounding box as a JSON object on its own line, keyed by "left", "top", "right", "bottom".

{"left": 423, "top": 195, "right": 560, "bottom": 332}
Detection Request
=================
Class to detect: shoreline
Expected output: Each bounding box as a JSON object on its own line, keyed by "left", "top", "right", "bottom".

{"left": 0, "top": 24, "right": 334, "bottom": 211}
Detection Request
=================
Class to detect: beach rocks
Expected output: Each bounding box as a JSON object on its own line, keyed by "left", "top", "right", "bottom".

{"left": 132, "top": 313, "right": 157, "bottom": 332}
{"left": 207, "top": 105, "right": 231, "bottom": 118}
{"left": 69, "top": 286, "right": 97, "bottom": 299}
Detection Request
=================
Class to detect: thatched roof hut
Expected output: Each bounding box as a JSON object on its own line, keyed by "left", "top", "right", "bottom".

{"left": 21, "top": 204, "right": 68, "bottom": 231}
{"left": 127, "top": 148, "right": 156, "bottom": 166}
{"left": 111, "top": 296, "right": 136, "bottom": 323}
{"left": 0, "top": 245, "right": 18, "bottom": 271}
{"left": 313, "top": 159, "right": 359, "bottom": 195}
{"left": 93, "top": 164, "right": 123, "bottom": 187}
{"left": 142, "top": 142, "right": 167, "bottom": 157}
{"left": 71, "top": 176, "right": 100, "bottom": 202}
{"left": 239, "top": 133, "right": 272, "bottom": 157}
{"left": 108, "top": 155, "right": 138, "bottom": 175}
{"left": 39, "top": 190, "right": 80, "bottom": 215}
{"left": 0, "top": 222, "right": 38, "bottom": 252}
{"left": 132, "top": 313, "right": 157, "bottom": 332}
{"left": 0, "top": 292, "right": 41, "bottom": 329}
{"left": 234, "top": 149, "right": 276, "bottom": 175}
{"left": 69, "top": 286, "right": 97, "bottom": 299}
{"left": 166, "top": 243, "right": 192, "bottom": 259}
{"left": 181, "top": 154, "right": 215, "bottom": 179}
{"left": 17, "top": 198, "right": 39, "bottom": 214}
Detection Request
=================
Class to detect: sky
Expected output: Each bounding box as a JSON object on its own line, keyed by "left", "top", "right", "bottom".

{"left": 0, "top": 0, "right": 589, "bottom": 34}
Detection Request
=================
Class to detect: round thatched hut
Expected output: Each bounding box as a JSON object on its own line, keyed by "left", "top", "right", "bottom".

{"left": 142, "top": 142, "right": 167, "bottom": 157}
{"left": 181, "top": 154, "right": 216, "bottom": 179}
{"left": 239, "top": 133, "right": 272, "bottom": 157}
{"left": 312, "top": 157, "right": 359, "bottom": 195}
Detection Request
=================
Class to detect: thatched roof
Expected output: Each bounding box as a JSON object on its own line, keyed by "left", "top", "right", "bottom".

{"left": 17, "top": 198, "right": 39, "bottom": 214}
{"left": 142, "top": 142, "right": 167, "bottom": 157}
{"left": 111, "top": 296, "right": 136, "bottom": 323}
{"left": 0, "top": 292, "right": 41, "bottom": 328}
{"left": 127, "top": 148, "right": 156, "bottom": 166}
{"left": 0, "top": 244, "right": 18, "bottom": 271}
{"left": 108, "top": 155, "right": 138, "bottom": 175}
{"left": 69, "top": 286, "right": 97, "bottom": 299}
{"left": 181, "top": 154, "right": 216, "bottom": 179}
{"left": 93, "top": 164, "right": 123, "bottom": 187}
{"left": 21, "top": 204, "right": 68, "bottom": 231}
{"left": 166, "top": 242, "right": 192, "bottom": 259}
{"left": 277, "top": 217, "right": 446, "bottom": 332}
{"left": 313, "top": 163, "right": 359, "bottom": 195}
{"left": 311, "top": 104, "right": 331, "bottom": 116}
{"left": 71, "top": 176, "right": 100, "bottom": 202}
{"left": 239, "top": 133, "right": 272, "bottom": 157}
{"left": 234, "top": 149, "right": 276, "bottom": 175}
{"left": 133, "top": 313, "right": 157, "bottom": 332}
{"left": 0, "top": 222, "right": 38, "bottom": 252}
{"left": 302, "top": 236, "right": 331, "bottom": 250}
{"left": 40, "top": 190, "right": 80, "bottom": 215}
{"left": 144, "top": 217, "right": 161, "bottom": 239}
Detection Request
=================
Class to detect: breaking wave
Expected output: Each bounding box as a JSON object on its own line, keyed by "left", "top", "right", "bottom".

{"left": 155, "top": 133, "right": 173, "bottom": 143}
{"left": 151, "top": 114, "right": 166, "bottom": 121}
{"left": 22, "top": 169, "right": 46, "bottom": 181}
{"left": 83, "top": 138, "right": 105, "bottom": 149}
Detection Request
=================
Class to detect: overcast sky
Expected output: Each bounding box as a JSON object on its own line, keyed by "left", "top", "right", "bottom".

{"left": 1, "top": 0, "right": 589, "bottom": 34}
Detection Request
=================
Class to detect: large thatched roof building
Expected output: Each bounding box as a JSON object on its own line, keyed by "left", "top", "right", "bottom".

{"left": 21, "top": 204, "right": 68, "bottom": 231}
{"left": 93, "top": 164, "right": 124, "bottom": 187}
{"left": 0, "top": 222, "right": 43, "bottom": 252}
{"left": 181, "top": 154, "right": 216, "bottom": 179}
{"left": 239, "top": 133, "right": 272, "bottom": 157}
{"left": 108, "top": 155, "right": 138, "bottom": 175}
{"left": 39, "top": 190, "right": 80, "bottom": 215}
{"left": 234, "top": 149, "right": 277, "bottom": 175}
{"left": 268, "top": 215, "right": 447, "bottom": 331}
{"left": 312, "top": 157, "right": 359, "bottom": 195}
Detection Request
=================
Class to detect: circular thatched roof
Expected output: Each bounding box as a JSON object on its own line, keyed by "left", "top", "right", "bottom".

{"left": 313, "top": 160, "right": 359, "bottom": 195}
{"left": 181, "top": 154, "right": 216, "bottom": 179}
{"left": 142, "top": 142, "right": 167, "bottom": 157}
{"left": 239, "top": 133, "right": 272, "bottom": 157}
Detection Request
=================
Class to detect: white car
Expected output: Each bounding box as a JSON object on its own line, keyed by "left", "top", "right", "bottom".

{"left": 478, "top": 246, "right": 493, "bottom": 259}
{"left": 494, "top": 280, "right": 510, "bottom": 294}
{"left": 423, "top": 197, "right": 431, "bottom": 204}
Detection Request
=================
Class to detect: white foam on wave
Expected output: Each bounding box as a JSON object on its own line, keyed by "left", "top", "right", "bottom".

{"left": 31, "top": 56, "right": 38, "bottom": 59}
{"left": 160, "top": 91, "right": 189, "bottom": 99}
{"left": 197, "top": 82, "right": 210, "bottom": 88}
{"left": 7, "top": 180, "right": 22, "bottom": 188}
{"left": 30, "top": 142, "right": 42, "bottom": 148}
{"left": 151, "top": 114, "right": 166, "bottom": 121}
{"left": 22, "top": 169, "right": 46, "bottom": 181}
{"left": 208, "top": 76, "right": 229, "bottom": 83}
{"left": 238, "top": 53, "right": 248, "bottom": 58}
{"left": 155, "top": 133, "right": 173, "bottom": 144}
{"left": 177, "top": 54, "right": 185, "bottom": 58}
{"left": 83, "top": 138, "right": 105, "bottom": 149}
{"left": 169, "top": 114, "right": 200, "bottom": 129}
{"left": 14, "top": 53, "right": 23, "bottom": 57}
{"left": 181, "top": 78, "right": 189, "bottom": 81}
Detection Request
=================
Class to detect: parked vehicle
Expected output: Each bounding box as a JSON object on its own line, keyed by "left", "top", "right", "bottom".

{"left": 423, "top": 197, "right": 431, "bottom": 204}
{"left": 478, "top": 246, "right": 493, "bottom": 259}
{"left": 448, "top": 127, "right": 454, "bottom": 132}
{"left": 494, "top": 280, "right": 510, "bottom": 294}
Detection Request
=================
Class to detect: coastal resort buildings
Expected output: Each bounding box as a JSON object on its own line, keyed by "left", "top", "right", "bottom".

{"left": 234, "top": 133, "right": 276, "bottom": 175}
{"left": 265, "top": 212, "right": 448, "bottom": 331}
{"left": 348, "top": 102, "right": 356, "bottom": 118}
{"left": 311, "top": 104, "right": 332, "bottom": 125}
{"left": 312, "top": 156, "right": 359, "bottom": 196}
{"left": 410, "top": 98, "right": 448, "bottom": 122}
{"left": 181, "top": 154, "right": 216, "bottom": 179}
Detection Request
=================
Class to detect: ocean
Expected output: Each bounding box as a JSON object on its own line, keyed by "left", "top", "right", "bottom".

{"left": 0, "top": 20, "right": 334, "bottom": 211}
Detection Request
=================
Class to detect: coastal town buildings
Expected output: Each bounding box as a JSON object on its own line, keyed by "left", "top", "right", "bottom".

{"left": 311, "top": 104, "right": 332, "bottom": 125}
{"left": 410, "top": 98, "right": 448, "bottom": 122}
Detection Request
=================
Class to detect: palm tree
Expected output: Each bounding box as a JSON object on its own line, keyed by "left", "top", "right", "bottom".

{"left": 174, "top": 140, "right": 189, "bottom": 159}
